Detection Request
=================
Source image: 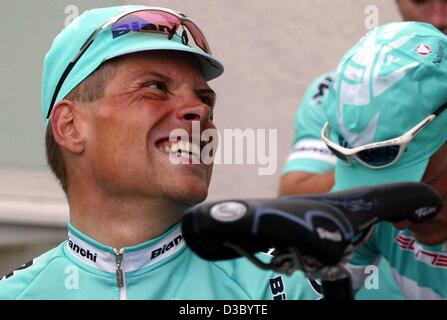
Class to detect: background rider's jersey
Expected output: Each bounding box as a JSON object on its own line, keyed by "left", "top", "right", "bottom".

{"left": 282, "top": 72, "right": 404, "bottom": 300}
{"left": 0, "top": 223, "right": 320, "bottom": 300}
{"left": 350, "top": 222, "right": 447, "bottom": 299}
{"left": 282, "top": 72, "right": 336, "bottom": 175}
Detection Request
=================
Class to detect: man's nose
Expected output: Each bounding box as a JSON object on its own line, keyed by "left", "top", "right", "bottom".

{"left": 176, "top": 102, "right": 212, "bottom": 126}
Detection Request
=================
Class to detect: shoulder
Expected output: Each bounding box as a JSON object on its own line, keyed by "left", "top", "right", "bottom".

{"left": 0, "top": 243, "right": 65, "bottom": 299}
{"left": 292, "top": 71, "right": 336, "bottom": 137}
{"left": 300, "top": 71, "right": 336, "bottom": 110}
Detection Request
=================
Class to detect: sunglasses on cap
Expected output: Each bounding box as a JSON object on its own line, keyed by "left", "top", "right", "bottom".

{"left": 321, "top": 102, "right": 447, "bottom": 169}
{"left": 46, "top": 7, "right": 211, "bottom": 119}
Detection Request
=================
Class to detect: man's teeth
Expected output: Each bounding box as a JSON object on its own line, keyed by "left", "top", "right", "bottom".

{"left": 170, "top": 141, "right": 201, "bottom": 156}
{"left": 159, "top": 141, "right": 201, "bottom": 159}
{"left": 160, "top": 144, "right": 171, "bottom": 153}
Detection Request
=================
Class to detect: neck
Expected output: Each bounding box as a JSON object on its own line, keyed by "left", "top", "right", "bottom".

{"left": 68, "top": 188, "right": 187, "bottom": 249}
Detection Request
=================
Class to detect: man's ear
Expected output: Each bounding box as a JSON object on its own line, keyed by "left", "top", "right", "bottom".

{"left": 50, "top": 100, "right": 86, "bottom": 154}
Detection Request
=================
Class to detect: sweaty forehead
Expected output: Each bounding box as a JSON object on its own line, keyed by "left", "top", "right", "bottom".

{"left": 111, "top": 51, "right": 206, "bottom": 83}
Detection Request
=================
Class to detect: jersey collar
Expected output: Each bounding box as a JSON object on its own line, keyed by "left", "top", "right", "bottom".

{"left": 65, "top": 223, "right": 186, "bottom": 273}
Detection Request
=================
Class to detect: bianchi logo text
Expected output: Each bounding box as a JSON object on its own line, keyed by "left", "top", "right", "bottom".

{"left": 68, "top": 239, "right": 98, "bottom": 263}
{"left": 150, "top": 235, "right": 183, "bottom": 260}
{"left": 112, "top": 22, "right": 178, "bottom": 40}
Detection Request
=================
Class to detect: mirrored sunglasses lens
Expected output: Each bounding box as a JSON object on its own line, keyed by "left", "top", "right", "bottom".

{"left": 327, "top": 145, "right": 351, "bottom": 163}
{"left": 112, "top": 11, "right": 180, "bottom": 39}
{"left": 111, "top": 11, "right": 210, "bottom": 54}
{"left": 182, "top": 20, "right": 210, "bottom": 53}
{"left": 357, "top": 145, "right": 400, "bottom": 167}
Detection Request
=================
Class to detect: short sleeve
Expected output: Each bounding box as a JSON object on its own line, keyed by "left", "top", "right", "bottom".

{"left": 282, "top": 72, "right": 336, "bottom": 175}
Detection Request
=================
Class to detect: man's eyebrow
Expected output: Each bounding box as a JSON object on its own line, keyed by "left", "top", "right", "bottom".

{"left": 130, "top": 72, "right": 215, "bottom": 99}
{"left": 130, "top": 71, "right": 172, "bottom": 83}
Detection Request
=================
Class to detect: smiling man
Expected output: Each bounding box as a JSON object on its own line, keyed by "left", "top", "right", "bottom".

{"left": 0, "top": 5, "right": 319, "bottom": 300}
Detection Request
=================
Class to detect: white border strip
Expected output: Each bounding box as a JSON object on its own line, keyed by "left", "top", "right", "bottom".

{"left": 0, "top": 198, "right": 68, "bottom": 226}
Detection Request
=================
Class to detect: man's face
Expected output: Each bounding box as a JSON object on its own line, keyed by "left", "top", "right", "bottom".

{"left": 82, "top": 51, "right": 216, "bottom": 208}
{"left": 395, "top": 143, "right": 447, "bottom": 245}
{"left": 397, "top": 0, "right": 447, "bottom": 34}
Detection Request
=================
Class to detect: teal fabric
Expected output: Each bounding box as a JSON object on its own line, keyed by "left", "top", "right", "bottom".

{"left": 282, "top": 72, "right": 336, "bottom": 175}
{"left": 333, "top": 157, "right": 429, "bottom": 190}
{"left": 354, "top": 256, "right": 404, "bottom": 300}
{"left": 42, "top": 5, "right": 224, "bottom": 125}
{"left": 0, "top": 223, "right": 320, "bottom": 300}
{"left": 351, "top": 223, "right": 447, "bottom": 299}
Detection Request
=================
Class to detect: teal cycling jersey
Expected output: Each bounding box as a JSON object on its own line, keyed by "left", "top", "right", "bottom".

{"left": 350, "top": 222, "right": 447, "bottom": 299}
{"left": 0, "top": 223, "right": 321, "bottom": 300}
{"left": 282, "top": 72, "right": 336, "bottom": 175}
{"left": 282, "top": 73, "right": 404, "bottom": 300}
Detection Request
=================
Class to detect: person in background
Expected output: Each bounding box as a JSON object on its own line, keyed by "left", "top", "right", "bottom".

{"left": 322, "top": 21, "right": 447, "bottom": 299}
{"left": 279, "top": 0, "right": 447, "bottom": 196}
{"left": 280, "top": 0, "right": 447, "bottom": 299}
